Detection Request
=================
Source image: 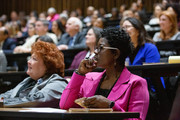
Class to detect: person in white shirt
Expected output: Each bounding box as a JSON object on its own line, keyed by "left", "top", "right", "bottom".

{"left": 14, "top": 20, "right": 57, "bottom": 53}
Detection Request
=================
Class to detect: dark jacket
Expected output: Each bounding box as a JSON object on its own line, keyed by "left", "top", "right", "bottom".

{"left": 2, "top": 38, "right": 17, "bottom": 54}
{"left": 57, "top": 32, "right": 86, "bottom": 49}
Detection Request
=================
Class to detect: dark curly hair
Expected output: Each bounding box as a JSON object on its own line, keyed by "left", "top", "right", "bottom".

{"left": 31, "top": 41, "right": 65, "bottom": 77}
{"left": 100, "top": 27, "right": 133, "bottom": 65}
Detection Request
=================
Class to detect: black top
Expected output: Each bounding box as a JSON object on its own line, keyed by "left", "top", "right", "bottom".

{"left": 95, "top": 73, "right": 119, "bottom": 97}
{"left": 129, "top": 46, "right": 140, "bottom": 64}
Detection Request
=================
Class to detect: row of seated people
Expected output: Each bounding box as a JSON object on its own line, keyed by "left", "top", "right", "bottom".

{"left": 0, "top": 11, "right": 179, "bottom": 71}
{"left": 1, "top": 7, "right": 180, "bottom": 56}
{"left": 1, "top": 8, "right": 177, "bottom": 53}
{"left": 0, "top": 27, "right": 180, "bottom": 120}
{"left": 1, "top": 10, "right": 180, "bottom": 71}
{"left": 0, "top": 29, "right": 149, "bottom": 120}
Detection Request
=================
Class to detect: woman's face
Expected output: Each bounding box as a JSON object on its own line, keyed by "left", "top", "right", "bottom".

{"left": 154, "top": 5, "right": 162, "bottom": 17}
{"left": 122, "top": 20, "right": 139, "bottom": 41}
{"left": 52, "top": 21, "right": 58, "bottom": 33}
{"left": 27, "top": 53, "right": 46, "bottom": 80}
{"left": 85, "top": 29, "right": 96, "bottom": 48}
{"left": 94, "top": 38, "right": 115, "bottom": 68}
{"left": 159, "top": 15, "right": 172, "bottom": 31}
{"left": 28, "top": 24, "right": 35, "bottom": 37}
{"left": 93, "top": 18, "right": 103, "bottom": 28}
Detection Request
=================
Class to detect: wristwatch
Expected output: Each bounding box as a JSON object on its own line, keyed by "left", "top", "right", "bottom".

{"left": 109, "top": 101, "right": 115, "bottom": 108}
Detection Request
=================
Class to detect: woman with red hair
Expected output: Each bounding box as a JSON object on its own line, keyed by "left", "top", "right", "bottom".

{"left": 0, "top": 40, "right": 67, "bottom": 108}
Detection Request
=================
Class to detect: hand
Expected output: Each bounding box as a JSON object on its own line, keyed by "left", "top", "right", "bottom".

{"left": 13, "top": 46, "right": 30, "bottom": 53}
{"left": 13, "top": 46, "right": 22, "bottom": 53}
{"left": 57, "top": 45, "right": 68, "bottom": 50}
{"left": 77, "top": 59, "right": 97, "bottom": 75}
{"left": 83, "top": 95, "right": 111, "bottom": 108}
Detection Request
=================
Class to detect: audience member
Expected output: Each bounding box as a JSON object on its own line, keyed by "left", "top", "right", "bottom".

{"left": 0, "top": 50, "right": 7, "bottom": 72}
{"left": 136, "top": 0, "right": 148, "bottom": 23}
{"left": 70, "top": 11, "right": 78, "bottom": 18}
{"left": 122, "top": 17, "right": 160, "bottom": 65}
{"left": 83, "top": 6, "right": 95, "bottom": 25}
{"left": 9, "top": 11, "right": 19, "bottom": 23}
{"left": 119, "top": 4, "right": 127, "bottom": 19}
{"left": 57, "top": 17, "right": 86, "bottom": 50}
{"left": 1, "top": 14, "right": 8, "bottom": 24}
{"left": 134, "top": 10, "right": 148, "bottom": 24}
{"left": 59, "top": 13, "right": 68, "bottom": 29}
{"left": 68, "top": 27, "right": 102, "bottom": 70}
{"left": 46, "top": 7, "right": 59, "bottom": 22}
{"left": 120, "top": 10, "right": 134, "bottom": 25}
{"left": 165, "top": 3, "right": 180, "bottom": 28}
{"left": 130, "top": 2, "right": 138, "bottom": 12}
{"left": 60, "top": 27, "right": 149, "bottom": 120}
{"left": 0, "top": 18, "right": 5, "bottom": 27}
{"left": 13, "top": 23, "right": 38, "bottom": 53}
{"left": 109, "top": 7, "right": 120, "bottom": 20}
{"left": 39, "top": 12, "right": 47, "bottom": 20}
{"left": 149, "top": 3, "right": 164, "bottom": 25}
{"left": 0, "top": 27, "right": 16, "bottom": 54}
{"left": 137, "top": 0, "right": 147, "bottom": 13}
{"left": 29, "top": 10, "right": 38, "bottom": 21}
{"left": 51, "top": 20, "right": 65, "bottom": 42}
{"left": 93, "top": 17, "right": 107, "bottom": 29}
{"left": 76, "top": 8, "right": 84, "bottom": 20}
{"left": 162, "top": 0, "right": 169, "bottom": 9}
{"left": 35, "top": 35, "right": 54, "bottom": 43}
{"left": 153, "top": 10, "right": 180, "bottom": 42}
{"left": 87, "top": 13, "right": 98, "bottom": 28}
{"left": 0, "top": 41, "right": 67, "bottom": 107}
{"left": 35, "top": 19, "right": 58, "bottom": 43}
{"left": 99, "top": 8, "right": 106, "bottom": 18}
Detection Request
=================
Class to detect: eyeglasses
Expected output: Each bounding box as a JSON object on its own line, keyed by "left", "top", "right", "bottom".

{"left": 122, "top": 25, "right": 133, "bottom": 30}
{"left": 95, "top": 45, "right": 118, "bottom": 53}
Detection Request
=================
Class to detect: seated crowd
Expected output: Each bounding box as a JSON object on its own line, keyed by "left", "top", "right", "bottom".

{"left": 0, "top": 0, "right": 180, "bottom": 120}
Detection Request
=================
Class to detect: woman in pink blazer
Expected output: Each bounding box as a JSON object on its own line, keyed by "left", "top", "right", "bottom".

{"left": 60, "top": 27, "right": 149, "bottom": 120}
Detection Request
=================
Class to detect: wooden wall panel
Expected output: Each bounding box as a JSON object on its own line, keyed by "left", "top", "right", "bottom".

{"left": 0, "top": 0, "right": 162, "bottom": 19}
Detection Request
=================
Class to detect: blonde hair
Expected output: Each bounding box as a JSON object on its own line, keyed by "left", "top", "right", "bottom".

{"left": 159, "top": 10, "right": 178, "bottom": 40}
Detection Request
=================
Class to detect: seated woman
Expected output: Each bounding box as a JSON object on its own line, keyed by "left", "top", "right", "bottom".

{"left": 153, "top": 10, "right": 180, "bottom": 57}
{"left": 68, "top": 27, "right": 102, "bottom": 70}
{"left": 153, "top": 10, "right": 180, "bottom": 42}
{"left": 122, "top": 17, "right": 160, "bottom": 65}
{"left": 13, "top": 23, "right": 38, "bottom": 53}
{"left": 0, "top": 40, "right": 67, "bottom": 107}
{"left": 51, "top": 20, "right": 65, "bottom": 42}
{"left": 60, "top": 27, "right": 149, "bottom": 120}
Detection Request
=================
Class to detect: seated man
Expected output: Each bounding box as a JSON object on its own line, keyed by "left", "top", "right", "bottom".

{"left": 0, "top": 27, "right": 16, "bottom": 54}
{"left": 14, "top": 20, "right": 58, "bottom": 53}
{"left": 0, "top": 40, "right": 67, "bottom": 108}
{"left": 57, "top": 17, "right": 86, "bottom": 50}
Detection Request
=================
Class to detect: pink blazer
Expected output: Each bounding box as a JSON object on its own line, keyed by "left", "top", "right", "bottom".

{"left": 60, "top": 67, "right": 149, "bottom": 120}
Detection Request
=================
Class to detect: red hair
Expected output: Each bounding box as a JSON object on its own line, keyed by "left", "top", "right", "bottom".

{"left": 31, "top": 41, "right": 65, "bottom": 77}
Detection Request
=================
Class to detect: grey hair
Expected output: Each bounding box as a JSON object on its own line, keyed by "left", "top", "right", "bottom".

{"left": 47, "top": 7, "right": 56, "bottom": 14}
{"left": 37, "top": 19, "right": 49, "bottom": 27}
{"left": 69, "top": 17, "right": 83, "bottom": 32}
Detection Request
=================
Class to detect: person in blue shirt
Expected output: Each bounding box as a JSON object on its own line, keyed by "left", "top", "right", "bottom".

{"left": 122, "top": 17, "right": 160, "bottom": 65}
{"left": 122, "top": 17, "right": 165, "bottom": 87}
